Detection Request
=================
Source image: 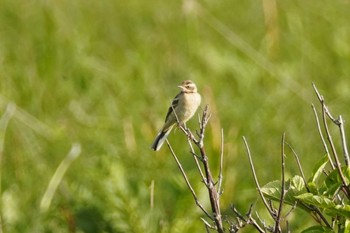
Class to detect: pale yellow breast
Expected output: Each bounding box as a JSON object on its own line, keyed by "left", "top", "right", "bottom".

{"left": 176, "top": 92, "right": 201, "bottom": 124}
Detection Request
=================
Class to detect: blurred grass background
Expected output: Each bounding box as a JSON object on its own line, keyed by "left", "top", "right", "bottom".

{"left": 0, "top": 0, "right": 350, "bottom": 232}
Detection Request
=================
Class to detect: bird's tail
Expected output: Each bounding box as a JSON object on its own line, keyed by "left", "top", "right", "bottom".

{"left": 151, "top": 127, "right": 173, "bottom": 151}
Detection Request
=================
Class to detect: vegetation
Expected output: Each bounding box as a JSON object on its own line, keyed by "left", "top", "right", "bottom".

{"left": 161, "top": 85, "right": 350, "bottom": 232}
{"left": 0, "top": 0, "right": 350, "bottom": 232}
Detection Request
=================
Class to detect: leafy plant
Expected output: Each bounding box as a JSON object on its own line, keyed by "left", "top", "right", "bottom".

{"left": 167, "top": 84, "right": 350, "bottom": 232}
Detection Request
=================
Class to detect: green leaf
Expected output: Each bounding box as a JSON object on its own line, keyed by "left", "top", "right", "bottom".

{"left": 290, "top": 175, "right": 306, "bottom": 192}
{"left": 325, "top": 169, "right": 343, "bottom": 186}
{"left": 261, "top": 176, "right": 307, "bottom": 206}
{"left": 325, "top": 204, "right": 350, "bottom": 218}
{"left": 285, "top": 175, "right": 307, "bottom": 204}
{"left": 307, "top": 182, "right": 319, "bottom": 194}
{"left": 321, "top": 180, "right": 341, "bottom": 197}
{"left": 295, "top": 193, "right": 335, "bottom": 209}
{"left": 308, "top": 155, "right": 329, "bottom": 185}
{"left": 296, "top": 193, "right": 350, "bottom": 219}
{"left": 301, "top": 225, "right": 333, "bottom": 233}
{"left": 345, "top": 219, "right": 350, "bottom": 232}
{"left": 321, "top": 167, "right": 350, "bottom": 196}
{"left": 261, "top": 180, "right": 281, "bottom": 202}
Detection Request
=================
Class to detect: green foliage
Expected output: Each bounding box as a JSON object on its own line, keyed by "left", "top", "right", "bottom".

{"left": 262, "top": 175, "right": 307, "bottom": 206}
{"left": 301, "top": 226, "right": 333, "bottom": 233}
{"left": 261, "top": 161, "right": 350, "bottom": 231}
{"left": 309, "top": 155, "right": 329, "bottom": 185}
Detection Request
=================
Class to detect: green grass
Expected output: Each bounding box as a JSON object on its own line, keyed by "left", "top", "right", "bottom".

{"left": 1, "top": 0, "right": 350, "bottom": 232}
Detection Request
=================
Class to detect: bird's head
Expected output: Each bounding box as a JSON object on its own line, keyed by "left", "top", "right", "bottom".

{"left": 178, "top": 80, "right": 198, "bottom": 93}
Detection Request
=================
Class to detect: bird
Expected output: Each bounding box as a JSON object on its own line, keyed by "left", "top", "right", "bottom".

{"left": 151, "top": 80, "right": 201, "bottom": 151}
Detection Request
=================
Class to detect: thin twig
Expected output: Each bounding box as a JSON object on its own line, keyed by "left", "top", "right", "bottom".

{"left": 242, "top": 136, "right": 274, "bottom": 216}
{"left": 293, "top": 196, "right": 331, "bottom": 228}
{"left": 311, "top": 104, "right": 335, "bottom": 169}
{"left": 313, "top": 84, "right": 350, "bottom": 198}
{"left": 165, "top": 140, "right": 213, "bottom": 220}
{"left": 323, "top": 105, "right": 338, "bottom": 124}
{"left": 168, "top": 105, "right": 224, "bottom": 232}
{"left": 321, "top": 104, "right": 344, "bottom": 182}
{"left": 218, "top": 128, "right": 224, "bottom": 195}
{"left": 274, "top": 133, "right": 286, "bottom": 233}
{"left": 197, "top": 106, "right": 224, "bottom": 233}
{"left": 201, "top": 217, "right": 216, "bottom": 231}
{"left": 231, "top": 205, "right": 265, "bottom": 233}
{"left": 314, "top": 86, "right": 350, "bottom": 199}
{"left": 187, "top": 139, "right": 206, "bottom": 183}
{"left": 284, "top": 202, "right": 297, "bottom": 219}
{"left": 198, "top": 105, "right": 211, "bottom": 148}
{"left": 338, "top": 115, "right": 350, "bottom": 167}
{"left": 285, "top": 142, "right": 310, "bottom": 192}
{"left": 255, "top": 211, "right": 269, "bottom": 231}
{"left": 199, "top": 141, "right": 223, "bottom": 232}
{"left": 231, "top": 205, "right": 246, "bottom": 222}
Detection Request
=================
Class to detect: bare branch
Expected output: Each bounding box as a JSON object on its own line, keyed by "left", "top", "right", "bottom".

{"left": 286, "top": 142, "right": 332, "bottom": 227}
{"left": 218, "top": 128, "right": 224, "bottom": 195}
{"left": 201, "top": 217, "right": 216, "bottom": 231}
{"left": 165, "top": 140, "right": 213, "bottom": 220}
{"left": 187, "top": 139, "right": 206, "bottom": 183}
{"left": 274, "top": 133, "right": 286, "bottom": 233}
{"left": 167, "top": 105, "right": 225, "bottom": 232}
{"left": 242, "top": 136, "right": 275, "bottom": 217}
{"left": 230, "top": 205, "right": 265, "bottom": 233}
{"left": 286, "top": 142, "right": 310, "bottom": 192}
{"left": 284, "top": 202, "right": 297, "bottom": 219}
{"left": 311, "top": 104, "right": 335, "bottom": 169}
{"left": 198, "top": 144, "right": 224, "bottom": 232}
{"left": 338, "top": 115, "right": 350, "bottom": 167}
{"left": 196, "top": 106, "right": 224, "bottom": 233}
{"left": 198, "top": 105, "right": 211, "bottom": 148}
{"left": 312, "top": 83, "right": 350, "bottom": 198}
{"left": 314, "top": 87, "right": 350, "bottom": 166}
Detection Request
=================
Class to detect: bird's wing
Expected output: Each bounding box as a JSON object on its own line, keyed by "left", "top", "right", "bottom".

{"left": 164, "top": 92, "right": 181, "bottom": 123}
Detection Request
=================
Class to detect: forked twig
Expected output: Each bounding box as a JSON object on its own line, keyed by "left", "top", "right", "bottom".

{"left": 197, "top": 106, "right": 223, "bottom": 233}
{"left": 312, "top": 84, "right": 350, "bottom": 198}
{"left": 166, "top": 105, "right": 224, "bottom": 232}
{"left": 311, "top": 104, "right": 335, "bottom": 169}
{"left": 166, "top": 140, "right": 213, "bottom": 220}
{"left": 187, "top": 139, "right": 206, "bottom": 183}
{"left": 231, "top": 205, "right": 265, "bottom": 233}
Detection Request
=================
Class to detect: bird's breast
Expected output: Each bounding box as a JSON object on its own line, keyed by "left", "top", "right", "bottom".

{"left": 177, "top": 93, "right": 201, "bottom": 123}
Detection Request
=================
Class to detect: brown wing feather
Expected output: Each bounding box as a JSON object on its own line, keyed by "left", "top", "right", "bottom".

{"left": 164, "top": 92, "right": 180, "bottom": 122}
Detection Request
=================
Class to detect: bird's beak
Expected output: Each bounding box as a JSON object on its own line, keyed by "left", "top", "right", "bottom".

{"left": 178, "top": 85, "right": 184, "bottom": 90}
